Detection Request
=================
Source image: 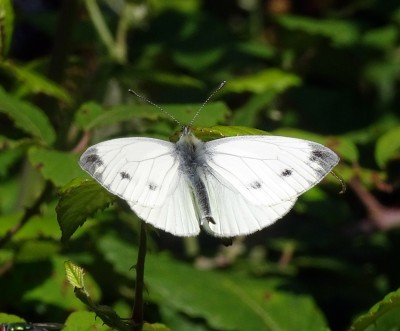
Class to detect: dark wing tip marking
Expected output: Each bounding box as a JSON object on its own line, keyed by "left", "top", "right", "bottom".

{"left": 81, "top": 148, "right": 104, "bottom": 174}
{"left": 308, "top": 147, "right": 338, "bottom": 172}
{"left": 120, "top": 171, "right": 131, "bottom": 180}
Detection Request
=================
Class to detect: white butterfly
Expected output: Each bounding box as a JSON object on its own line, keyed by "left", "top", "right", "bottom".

{"left": 79, "top": 84, "right": 339, "bottom": 237}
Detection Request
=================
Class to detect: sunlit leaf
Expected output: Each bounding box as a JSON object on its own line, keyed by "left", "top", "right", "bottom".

{"left": 63, "top": 311, "right": 110, "bottom": 331}
{"left": 225, "top": 69, "right": 301, "bottom": 94}
{"left": 64, "top": 260, "right": 86, "bottom": 290}
{"left": 28, "top": 147, "right": 83, "bottom": 187}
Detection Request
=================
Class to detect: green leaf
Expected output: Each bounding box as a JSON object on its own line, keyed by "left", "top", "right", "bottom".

{"left": 20, "top": 256, "right": 99, "bottom": 310}
{"left": 15, "top": 240, "right": 60, "bottom": 263}
{"left": 64, "top": 261, "right": 132, "bottom": 331}
{"left": 0, "top": 313, "right": 25, "bottom": 323}
{"left": 349, "top": 288, "right": 400, "bottom": 331}
{"left": 0, "top": 87, "right": 56, "bottom": 145}
{"left": 375, "top": 126, "right": 400, "bottom": 168}
{"left": 98, "top": 235, "right": 329, "bottom": 331}
{"left": 235, "top": 41, "right": 275, "bottom": 60}
{"left": 169, "top": 125, "right": 270, "bottom": 142}
{"left": 173, "top": 47, "right": 224, "bottom": 72}
{"left": 65, "top": 260, "right": 86, "bottom": 290}
{"left": 143, "top": 322, "right": 171, "bottom": 331}
{"left": 362, "top": 26, "right": 398, "bottom": 49}
{"left": 225, "top": 69, "right": 301, "bottom": 94}
{"left": 150, "top": 0, "right": 200, "bottom": 14}
{"left": 75, "top": 101, "right": 230, "bottom": 132}
{"left": 1, "top": 61, "right": 72, "bottom": 103}
{"left": 231, "top": 92, "right": 276, "bottom": 127}
{"left": 0, "top": 136, "right": 27, "bottom": 177}
{"left": 74, "top": 101, "right": 106, "bottom": 130}
{"left": 64, "top": 311, "right": 111, "bottom": 331}
{"left": 0, "top": 0, "right": 14, "bottom": 58}
{"left": 277, "top": 15, "right": 359, "bottom": 46}
{"left": 56, "top": 179, "right": 116, "bottom": 242}
{"left": 28, "top": 147, "right": 83, "bottom": 187}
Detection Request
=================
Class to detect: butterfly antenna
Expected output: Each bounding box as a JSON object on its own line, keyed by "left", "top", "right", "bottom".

{"left": 189, "top": 81, "right": 226, "bottom": 127}
{"left": 330, "top": 170, "right": 346, "bottom": 194}
{"left": 128, "top": 89, "right": 182, "bottom": 127}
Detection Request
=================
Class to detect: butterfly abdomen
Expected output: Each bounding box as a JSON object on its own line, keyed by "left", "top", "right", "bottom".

{"left": 175, "top": 130, "right": 215, "bottom": 226}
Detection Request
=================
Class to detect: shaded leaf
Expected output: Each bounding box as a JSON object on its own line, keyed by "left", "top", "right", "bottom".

{"left": 375, "top": 126, "right": 400, "bottom": 168}
{"left": 56, "top": 179, "right": 116, "bottom": 242}
{"left": 98, "top": 235, "right": 328, "bottom": 331}
{"left": 231, "top": 92, "right": 276, "bottom": 127}
{"left": 277, "top": 15, "right": 359, "bottom": 46}
{"left": 74, "top": 101, "right": 229, "bottom": 132}
{"left": 0, "top": 87, "right": 56, "bottom": 145}
{"left": 1, "top": 61, "right": 72, "bottom": 103}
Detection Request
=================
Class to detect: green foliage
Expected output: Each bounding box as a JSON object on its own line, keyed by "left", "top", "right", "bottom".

{"left": 1, "top": 1, "right": 400, "bottom": 331}
{"left": 57, "top": 179, "right": 115, "bottom": 242}
{"left": 0, "top": 0, "right": 14, "bottom": 58}
{"left": 350, "top": 288, "right": 400, "bottom": 331}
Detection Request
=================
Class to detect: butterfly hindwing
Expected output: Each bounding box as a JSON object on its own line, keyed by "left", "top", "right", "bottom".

{"left": 200, "top": 168, "right": 297, "bottom": 236}
{"left": 128, "top": 176, "right": 200, "bottom": 236}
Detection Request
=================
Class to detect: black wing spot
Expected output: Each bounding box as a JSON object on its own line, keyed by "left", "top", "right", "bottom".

{"left": 309, "top": 150, "right": 323, "bottom": 162}
{"left": 120, "top": 171, "right": 131, "bottom": 180}
{"left": 281, "top": 169, "right": 293, "bottom": 177}
{"left": 250, "top": 181, "right": 262, "bottom": 189}
{"left": 148, "top": 182, "right": 158, "bottom": 191}
{"left": 85, "top": 153, "right": 103, "bottom": 167}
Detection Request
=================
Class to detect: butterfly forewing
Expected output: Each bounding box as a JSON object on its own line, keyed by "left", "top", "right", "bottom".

{"left": 204, "top": 135, "right": 339, "bottom": 205}
{"left": 80, "top": 137, "right": 180, "bottom": 208}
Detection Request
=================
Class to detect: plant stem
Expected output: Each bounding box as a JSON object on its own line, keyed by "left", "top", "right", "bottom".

{"left": 85, "top": 0, "right": 127, "bottom": 63}
{"left": 132, "top": 221, "right": 147, "bottom": 330}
